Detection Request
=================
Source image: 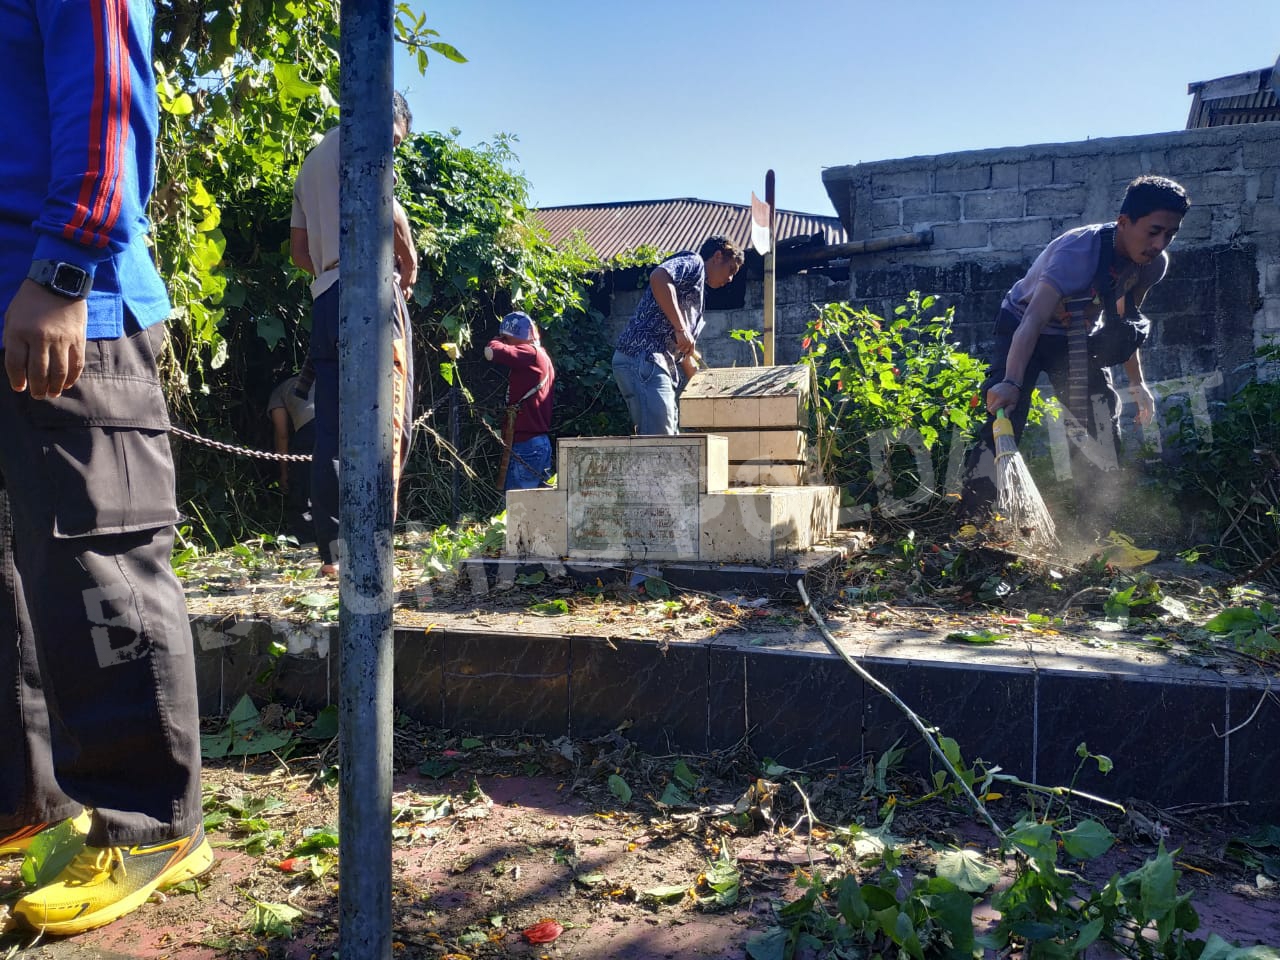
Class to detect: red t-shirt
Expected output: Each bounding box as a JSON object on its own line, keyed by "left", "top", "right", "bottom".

{"left": 486, "top": 339, "right": 555, "bottom": 441}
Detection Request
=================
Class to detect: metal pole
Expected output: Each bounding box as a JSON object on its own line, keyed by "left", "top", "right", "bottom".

{"left": 762, "top": 169, "right": 776, "bottom": 366}
{"left": 338, "top": 1, "right": 395, "bottom": 958}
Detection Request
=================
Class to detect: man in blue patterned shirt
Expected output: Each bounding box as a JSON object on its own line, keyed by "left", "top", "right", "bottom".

{"left": 612, "top": 236, "right": 743, "bottom": 434}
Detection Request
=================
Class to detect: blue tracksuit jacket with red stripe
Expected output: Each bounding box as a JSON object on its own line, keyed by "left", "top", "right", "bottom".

{"left": 0, "top": 0, "right": 170, "bottom": 339}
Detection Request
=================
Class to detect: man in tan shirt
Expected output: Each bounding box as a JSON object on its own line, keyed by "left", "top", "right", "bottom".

{"left": 290, "top": 92, "right": 418, "bottom": 575}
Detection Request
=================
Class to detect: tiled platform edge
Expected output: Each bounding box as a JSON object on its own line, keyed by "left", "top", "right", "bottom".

{"left": 192, "top": 617, "right": 1280, "bottom": 823}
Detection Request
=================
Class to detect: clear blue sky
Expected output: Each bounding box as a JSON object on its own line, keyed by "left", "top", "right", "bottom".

{"left": 397, "top": 1, "right": 1280, "bottom": 217}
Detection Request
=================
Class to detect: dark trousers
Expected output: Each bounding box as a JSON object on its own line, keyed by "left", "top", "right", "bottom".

{"left": 286, "top": 420, "right": 315, "bottom": 544}
{"left": 962, "top": 316, "right": 1123, "bottom": 537}
{"left": 310, "top": 283, "right": 340, "bottom": 565}
{"left": 0, "top": 321, "right": 202, "bottom": 847}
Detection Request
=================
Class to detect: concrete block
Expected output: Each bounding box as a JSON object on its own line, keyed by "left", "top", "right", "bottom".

{"left": 871, "top": 199, "right": 902, "bottom": 229}
{"left": 678, "top": 396, "right": 716, "bottom": 428}
{"left": 930, "top": 221, "right": 990, "bottom": 250}
{"left": 503, "top": 489, "right": 567, "bottom": 559}
{"left": 1052, "top": 156, "right": 1092, "bottom": 185}
{"left": 1109, "top": 154, "right": 1145, "bottom": 180}
{"left": 1172, "top": 204, "right": 1211, "bottom": 240}
{"left": 903, "top": 194, "right": 961, "bottom": 225}
{"left": 1165, "top": 143, "right": 1239, "bottom": 175}
{"left": 934, "top": 164, "right": 991, "bottom": 192}
{"left": 1025, "top": 186, "right": 1088, "bottom": 217}
{"left": 1266, "top": 263, "right": 1280, "bottom": 296}
{"left": 991, "top": 163, "right": 1019, "bottom": 189}
{"left": 962, "top": 190, "right": 1024, "bottom": 220}
{"left": 870, "top": 169, "right": 931, "bottom": 199}
{"left": 1181, "top": 175, "right": 1247, "bottom": 207}
{"left": 1019, "top": 159, "right": 1053, "bottom": 189}
{"left": 705, "top": 394, "right": 805, "bottom": 430}
{"left": 719, "top": 429, "right": 808, "bottom": 463}
{"left": 990, "top": 218, "right": 1055, "bottom": 252}
{"left": 1244, "top": 136, "right": 1280, "bottom": 169}
{"left": 699, "top": 486, "right": 838, "bottom": 562}
{"left": 729, "top": 461, "right": 807, "bottom": 486}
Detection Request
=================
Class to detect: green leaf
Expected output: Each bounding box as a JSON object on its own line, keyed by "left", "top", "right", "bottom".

{"left": 672, "top": 759, "right": 698, "bottom": 789}
{"left": 530, "top": 598, "right": 568, "bottom": 616}
{"left": 272, "top": 62, "right": 320, "bottom": 100}
{"left": 460, "top": 737, "right": 484, "bottom": 750}
{"left": 247, "top": 900, "right": 303, "bottom": 938}
{"left": 1205, "top": 607, "right": 1262, "bottom": 633}
{"left": 21, "top": 817, "right": 88, "bottom": 888}
{"left": 291, "top": 828, "right": 339, "bottom": 857}
{"left": 162, "top": 92, "right": 195, "bottom": 116}
{"left": 643, "top": 576, "right": 671, "bottom": 598}
{"left": 658, "top": 783, "right": 691, "bottom": 807}
{"left": 228, "top": 694, "right": 261, "bottom": 726}
{"left": 641, "top": 883, "right": 688, "bottom": 903}
{"left": 936, "top": 849, "right": 1001, "bottom": 892}
{"left": 945, "top": 629, "right": 1006, "bottom": 645}
{"left": 744, "top": 927, "right": 787, "bottom": 960}
{"left": 301, "top": 705, "right": 338, "bottom": 739}
{"left": 607, "top": 774, "right": 632, "bottom": 804}
{"left": 1060, "top": 819, "right": 1115, "bottom": 860}
{"left": 515, "top": 570, "right": 546, "bottom": 586}
{"left": 418, "top": 758, "right": 460, "bottom": 780}
{"left": 425, "top": 40, "right": 468, "bottom": 63}
{"left": 1006, "top": 819, "right": 1056, "bottom": 865}
{"left": 296, "top": 592, "right": 337, "bottom": 608}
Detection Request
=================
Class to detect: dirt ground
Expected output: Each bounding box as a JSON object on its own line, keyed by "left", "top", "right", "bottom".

{"left": 3, "top": 722, "right": 1278, "bottom": 960}
{"left": 3, "top": 530, "right": 1279, "bottom": 958}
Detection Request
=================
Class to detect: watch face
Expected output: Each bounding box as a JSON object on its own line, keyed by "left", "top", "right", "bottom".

{"left": 51, "top": 262, "right": 88, "bottom": 297}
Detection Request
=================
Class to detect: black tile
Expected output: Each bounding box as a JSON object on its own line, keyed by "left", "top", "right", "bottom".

{"left": 272, "top": 653, "right": 332, "bottom": 713}
{"left": 394, "top": 627, "right": 444, "bottom": 726}
{"left": 708, "top": 646, "right": 747, "bottom": 752}
{"left": 1227, "top": 681, "right": 1280, "bottom": 823}
{"left": 861, "top": 660, "right": 1036, "bottom": 785}
{"left": 744, "top": 648, "right": 861, "bottom": 768}
{"left": 569, "top": 636, "right": 708, "bottom": 753}
{"left": 1035, "top": 672, "right": 1227, "bottom": 808}
{"left": 442, "top": 629, "right": 569, "bottom": 737}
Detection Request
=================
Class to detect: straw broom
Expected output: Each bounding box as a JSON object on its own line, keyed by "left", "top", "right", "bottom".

{"left": 992, "top": 407, "right": 1058, "bottom": 548}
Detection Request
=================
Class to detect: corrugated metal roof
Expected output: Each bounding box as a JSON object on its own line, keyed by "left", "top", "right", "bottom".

{"left": 1186, "top": 66, "right": 1280, "bottom": 127}
{"left": 533, "top": 198, "right": 846, "bottom": 261}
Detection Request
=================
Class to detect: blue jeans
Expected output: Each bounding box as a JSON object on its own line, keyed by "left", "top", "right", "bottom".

{"left": 506, "top": 434, "right": 552, "bottom": 490}
{"left": 612, "top": 349, "right": 678, "bottom": 435}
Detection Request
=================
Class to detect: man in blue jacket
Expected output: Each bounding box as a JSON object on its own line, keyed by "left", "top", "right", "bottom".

{"left": 0, "top": 0, "right": 211, "bottom": 935}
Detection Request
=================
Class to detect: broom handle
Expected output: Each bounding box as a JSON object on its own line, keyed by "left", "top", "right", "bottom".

{"left": 1067, "top": 322, "right": 1089, "bottom": 423}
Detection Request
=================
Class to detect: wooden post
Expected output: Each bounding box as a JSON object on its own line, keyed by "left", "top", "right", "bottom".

{"left": 762, "top": 170, "right": 776, "bottom": 366}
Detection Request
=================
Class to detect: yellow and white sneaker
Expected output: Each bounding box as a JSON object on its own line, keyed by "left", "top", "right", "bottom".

{"left": 0, "top": 810, "right": 92, "bottom": 858}
{"left": 14, "top": 824, "right": 214, "bottom": 936}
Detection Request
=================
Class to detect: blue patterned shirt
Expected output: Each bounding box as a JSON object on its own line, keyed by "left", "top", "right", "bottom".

{"left": 615, "top": 252, "right": 705, "bottom": 375}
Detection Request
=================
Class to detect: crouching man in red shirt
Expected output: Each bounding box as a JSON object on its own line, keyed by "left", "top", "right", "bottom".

{"left": 485, "top": 311, "right": 555, "bottom": 489}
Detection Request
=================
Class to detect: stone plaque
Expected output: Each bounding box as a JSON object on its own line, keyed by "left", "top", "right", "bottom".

{"left": 680, "top": 363, "right": 811, "bottom": 401}
{"left": 564, "top": 440, "right": 702, "bottom": 560}
{"left": 679, "top": 364, "right": 813, "bottom": 430}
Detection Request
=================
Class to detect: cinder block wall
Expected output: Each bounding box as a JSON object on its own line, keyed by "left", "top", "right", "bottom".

{"left": 821, "top": 123, "right": 1280, "bottom": 391}
{"left": 596, "top": 124, "right": 1280, "bottom": 406}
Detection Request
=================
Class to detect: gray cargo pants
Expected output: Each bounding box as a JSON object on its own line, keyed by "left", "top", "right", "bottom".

{"left": 0, "top": 321, "right": 202, "bottom": 847}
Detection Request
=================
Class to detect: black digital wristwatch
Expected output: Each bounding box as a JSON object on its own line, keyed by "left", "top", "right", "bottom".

{"left": 27, "top": 259, "right": 93, "bottom": 300}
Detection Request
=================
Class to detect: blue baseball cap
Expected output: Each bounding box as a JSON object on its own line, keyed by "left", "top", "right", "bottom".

{"left": 499, "top": 311, "right": 534, "bottom": 339}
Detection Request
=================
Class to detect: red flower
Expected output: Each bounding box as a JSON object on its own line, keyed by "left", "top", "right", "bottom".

{"left": 522, "top": 920, "right": 564, "bottom": 944}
